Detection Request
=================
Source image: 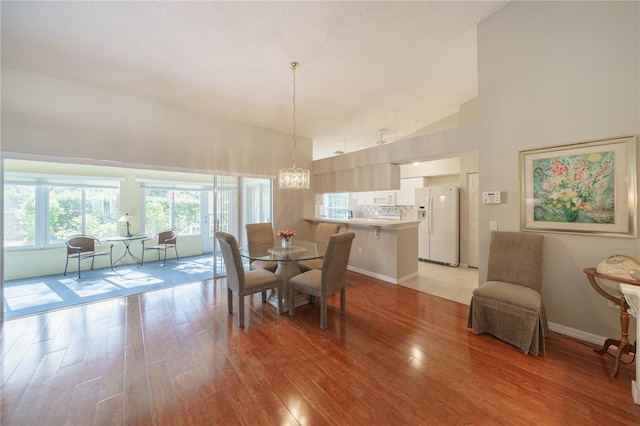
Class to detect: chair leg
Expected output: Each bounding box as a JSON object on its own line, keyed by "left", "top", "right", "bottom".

{"left": 91, "top": 256, "right": 96, "bottom": 271}
{"left": 262, "top": 291, "right": 267, "bottom": 303}
{"left": 64, "top": 257, "right": 69, "bottom": 276}
{"left": 141, "top": 249, "right": 145, "bottom": 266}
{"left": 320, "top": 297, "right": 328, "bottom": 330}
{"left": 174, "top": 246, "right": 179, "bottom": 261}
{"left": 238, "top": 295, "right": 245, "bottom": 328}
{"left": 276, "top": 285, "right": 283, "bottom": 314}
{"left": 77, "top": 256, "right": 81, "bottom": 279}
{"left": 340, "top": 288, "right": 346, "bottom": 316}
{"left": 109, "top": 251, "right": 114, "bottom": 271}
{"left": 162, "top": 248, "right": 167, "bottom": 266}
{"left": 289, "top": 286, "right": 296, "bottom": 317}
{"left": 227, "top": 288, "right": 233, "bottom": 314}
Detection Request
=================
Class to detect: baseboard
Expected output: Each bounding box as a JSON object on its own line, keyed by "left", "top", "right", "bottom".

{"left": 548, "top": 321, "right": 607, "bottom": 346}
{"left": 347, "top": 266, "right": 414, "bottom": 284}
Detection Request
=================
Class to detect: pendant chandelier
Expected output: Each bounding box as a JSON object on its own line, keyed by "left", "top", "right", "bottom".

{"left": 278, "top": 61, "right": 310, "bottom": 190}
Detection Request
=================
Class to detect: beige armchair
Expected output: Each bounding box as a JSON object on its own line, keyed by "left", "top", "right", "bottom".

{"left": 245, "top": 223, "right": 278, "bottom": 272}
{"left": 216, "top": 231, "right": 281, "bottom": 328}
{"left": 467, "top": 231, "right": 548, "bottom": 355}
{"left": 64, "top": 235, "right": 113, "bottom": 279}
{"left": 141, "top": 230, "right": 179, "bottom": 266}
{"left": 298, "top": 223, "right": 341, "bottom": 272}
{"left": 288, "top": 232, "right": 356, "bottom": 329}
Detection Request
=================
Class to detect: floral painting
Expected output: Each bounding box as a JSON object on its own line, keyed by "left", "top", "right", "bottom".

{"left": 533, "top": 151, "right": 614, "bottom": 223}
{"left": 520, "top": 136, "right": 637, "bottom": 238}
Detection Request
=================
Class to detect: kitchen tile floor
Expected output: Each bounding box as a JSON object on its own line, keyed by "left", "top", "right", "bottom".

{"left": 400, "top": 261, "right": 478, "bottom": 305}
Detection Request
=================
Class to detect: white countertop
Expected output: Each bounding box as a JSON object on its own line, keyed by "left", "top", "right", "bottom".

{"left": 304, "top": 217, "right": 420, "bottom": 228}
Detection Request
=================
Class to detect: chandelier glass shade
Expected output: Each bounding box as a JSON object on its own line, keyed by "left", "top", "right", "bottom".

{"left": 278, "top": 61, "right": 310, "bottom": 190}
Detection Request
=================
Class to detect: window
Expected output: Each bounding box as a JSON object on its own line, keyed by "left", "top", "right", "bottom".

{"left": 4, "top": 184, "right": 37, "bottom": 247}
{"left": 323, "top": 193, "right": 349, "bottom": 219}
{"left": 48, "top": 186, "right": 118, "bottom": 243}
{"left": 4, "top": 181, "right": 119, "bottom": 248}
{"left": 143, "top": 188, "right": 202, "bottom": 236}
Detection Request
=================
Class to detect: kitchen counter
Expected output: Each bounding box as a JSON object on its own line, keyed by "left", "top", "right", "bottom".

{"left": 303, "top": 217, "right": 419, "bottom": 284}
{"left": 304, "top": 217, "right": 419, "bottom": 228}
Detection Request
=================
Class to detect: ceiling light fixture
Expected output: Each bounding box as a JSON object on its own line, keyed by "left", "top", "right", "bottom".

{"left": 278, "top": 61, "right": 310, "bottom": 190}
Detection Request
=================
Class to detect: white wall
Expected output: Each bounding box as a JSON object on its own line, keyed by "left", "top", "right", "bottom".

{"left": 477, "top": 1, "right": 640, "bottom": 338}
{"left": 0, "top": 68, "right": 316, "bottom": 239}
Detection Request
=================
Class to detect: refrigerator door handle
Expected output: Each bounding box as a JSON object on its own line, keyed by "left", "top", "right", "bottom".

{"left": 428, "top": 196, "right": 433, "bottom": 234}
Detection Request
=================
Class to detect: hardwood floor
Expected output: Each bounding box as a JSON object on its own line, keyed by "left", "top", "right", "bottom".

{"left": 2, "top": 271, "right": 639, "bottom": 425}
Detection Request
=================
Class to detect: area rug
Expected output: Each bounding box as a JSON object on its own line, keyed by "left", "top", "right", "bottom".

{"left": 3, "top": 254, "right": 218, "bottom": 320}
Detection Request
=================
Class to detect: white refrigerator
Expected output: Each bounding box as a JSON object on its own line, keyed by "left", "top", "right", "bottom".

{"left": 415, "top": 186, "right": 459, "bottom": 266}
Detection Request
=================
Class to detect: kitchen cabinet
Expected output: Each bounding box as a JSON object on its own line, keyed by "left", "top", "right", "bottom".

{"left": 396, "top": 177, "right": 425, "bottom": 206}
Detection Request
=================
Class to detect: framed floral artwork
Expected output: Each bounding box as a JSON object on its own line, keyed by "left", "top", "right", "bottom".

{"left": 519, "top": 136, "right": 637, "bottom": 237}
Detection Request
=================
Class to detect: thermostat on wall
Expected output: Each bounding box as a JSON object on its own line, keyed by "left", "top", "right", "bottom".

{"left": 482, "top": 191, "right": 501, "bottom": 204}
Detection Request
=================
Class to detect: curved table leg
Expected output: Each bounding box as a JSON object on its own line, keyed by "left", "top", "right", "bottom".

{"left": 594, "top": 296, "right": 636, "bottom": 377}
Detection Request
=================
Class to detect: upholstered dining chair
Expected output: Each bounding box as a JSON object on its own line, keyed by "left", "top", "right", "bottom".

{"left": 216, "top": 231, "right": 281, "bottom": 328}
{"left": 467, "top": 230, "right": 548, "bottom": 355}
{"left": 298, "top": 223, "right": 341, "bottom": 272}
{"left": 245, "top": 223, "right": 278, "bottom": 272}
{"left": 288, "top": 232, "right": 356, "bottom": 330}
{"left": 141, "top": 230, "right": 179, "bottom": 266}
{"left": 64, "top": 235, "right": 113, "bottom": 279}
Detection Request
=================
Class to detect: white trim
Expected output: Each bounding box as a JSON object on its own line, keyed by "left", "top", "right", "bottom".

{"left": 5, "top": 171, "right": 123, "bottom": 187}
{"left": 548, "top": 321, "right": 607, "bottom": 347}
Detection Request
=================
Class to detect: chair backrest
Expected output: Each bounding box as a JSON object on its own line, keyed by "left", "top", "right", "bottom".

{"left": 246, "top": 223, "right": 274, "bottom": 247}
{"left": 315, "top": 223, "right": 341, "bottom": 243}
{"left": 158, "top": 230, "right": 177, "bottom": 244}
{"left": 486, "top": 231, "right": 544, "bottom": 291}
{"left": 320, "top": 232, "right": 356, "bottom": 296}
{"left": 65, "top": 235, "right": 97, "bottom": 254}
{"left": 215, "top": 231, "right": 245, "bottom": 293}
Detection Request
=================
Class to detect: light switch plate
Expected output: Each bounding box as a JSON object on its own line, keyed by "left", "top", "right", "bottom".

{"left": 489, "top": 220, "right": 498, "bottom": 230}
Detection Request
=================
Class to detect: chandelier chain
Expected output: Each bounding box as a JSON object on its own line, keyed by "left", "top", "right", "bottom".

{"left": 291, "top": 63, "right": 297, "bottom": 168}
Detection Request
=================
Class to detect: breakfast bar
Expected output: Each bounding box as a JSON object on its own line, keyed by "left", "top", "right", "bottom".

{"left": 304, "top": 217, "right": 420, "bottom": 284}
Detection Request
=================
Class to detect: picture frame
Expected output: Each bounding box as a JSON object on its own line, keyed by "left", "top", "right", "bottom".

{"left": 519, "top": 136, "right": 637, "bottom": 238}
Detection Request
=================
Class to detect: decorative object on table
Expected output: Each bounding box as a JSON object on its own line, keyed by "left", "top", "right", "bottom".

{"left": 519, "top": 135, "right": 636, "bottom": 237}
{"left": 64, "top": 235, "right": 114, "bottom": 279}
{"left": 288, "top": 232, "right": 356, "bottom": 329}
{"left": 275, "top": 229, "right": 296, "bottom": 250}
{"left": 118, "top": 213, "right": 134, "bottom": 237}
{"left": 141, "top": 230, "right": 179, "bottom": 266}
{"left": 278, "top": 61, "right": 310, "bottom": 190}
{"left": 467, "top": 231, "right": 548, "bottom": 356}
{"left": 245, "top": 223, "right": 278, "bottom": 272}
{"left": 215, "top": 231, "right": 281, "bottom": 328}
{"left": 584, "top": 254, "right": 640, "bottom": 377}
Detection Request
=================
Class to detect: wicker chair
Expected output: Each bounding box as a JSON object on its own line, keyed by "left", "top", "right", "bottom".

{"left": 64, "top": 235, "right": 113, "bottom": 279}
{"left": 298, "top": 223, "right": 341, "bottom": 273}
{"left": 467, "top": 231, "right": 548, "bottom": 355}
{"left": 215, "top": 231, "right": 281, "bottom": 328}
{"left": 288, "top": 232, "right": 356, "bottom": 329}
{"left": 141, "top": 230, "right": 179, "bottom": 266}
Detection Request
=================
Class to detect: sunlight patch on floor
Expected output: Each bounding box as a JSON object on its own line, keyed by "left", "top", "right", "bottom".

{"left": 400, "top": 261, "right": 478, "bottom": 305}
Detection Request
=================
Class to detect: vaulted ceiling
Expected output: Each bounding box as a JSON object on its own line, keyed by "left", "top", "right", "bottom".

{"left": 1, "top": 1, "right": 508, "bottom": 159}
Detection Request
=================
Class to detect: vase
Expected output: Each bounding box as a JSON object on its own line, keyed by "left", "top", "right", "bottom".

{"left": 282, "top": 239, "right": 291, "bottom": 250}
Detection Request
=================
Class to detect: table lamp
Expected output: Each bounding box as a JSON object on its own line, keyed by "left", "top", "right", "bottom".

{"left": 118, "top": 213, "right": 133, "bottom": 237}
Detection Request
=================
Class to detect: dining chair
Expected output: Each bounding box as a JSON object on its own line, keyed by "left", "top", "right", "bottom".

{"left": 298, "top": 223, "right": 341, "bottom": 272}
{"left": 467, "top": 231, "right": 548, "bottom": 355}
{"left": 288, "top": 232, "right": 356, "bottom": 329}
{"left": 64, "top": 235, "right": 114, "bottom": 279}
{"left": 245, "top": 223, "right": 278, "bottom": 272}
{"left": 216, "top": 231, "right": 281, "bottom": 328}
{"left": 141, "top": 230, "right": 179, "bottom": 266}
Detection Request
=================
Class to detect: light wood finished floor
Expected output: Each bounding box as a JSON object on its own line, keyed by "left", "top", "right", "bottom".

{"left": 2, "top": 271, "right": 639, "bottom": 425}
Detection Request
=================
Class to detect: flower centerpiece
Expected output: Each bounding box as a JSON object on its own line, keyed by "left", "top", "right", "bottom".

{"left": 274, "top": 229, "right": 296, "bottom": 250}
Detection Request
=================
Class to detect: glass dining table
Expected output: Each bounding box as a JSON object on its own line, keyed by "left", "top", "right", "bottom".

{"left": 240, "top": 239, "right": 327, "bottom": 313}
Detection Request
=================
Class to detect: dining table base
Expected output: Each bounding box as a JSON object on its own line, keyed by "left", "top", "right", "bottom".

{"left": 268, "top": 260, "right": 309, "bottom": 314}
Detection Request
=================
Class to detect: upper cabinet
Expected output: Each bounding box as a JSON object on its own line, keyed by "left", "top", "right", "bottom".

{"left": 396, "top": 177, "right": 426, "bottom": 206}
